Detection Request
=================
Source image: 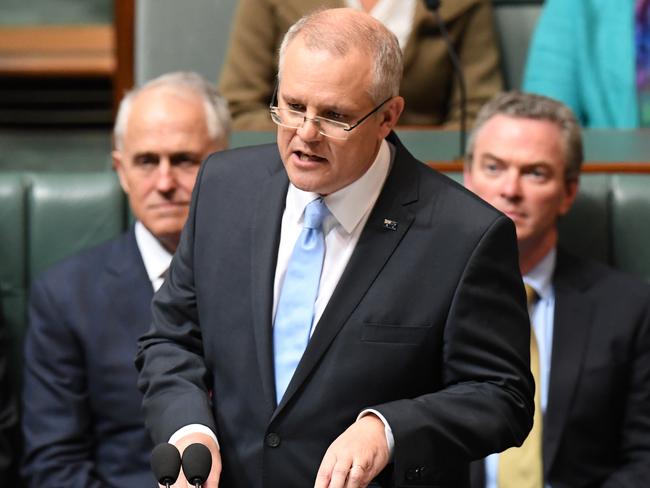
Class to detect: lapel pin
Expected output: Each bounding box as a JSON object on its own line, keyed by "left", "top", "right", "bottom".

{"left": 383, "top": 218, "right": 398, "bottom": 231}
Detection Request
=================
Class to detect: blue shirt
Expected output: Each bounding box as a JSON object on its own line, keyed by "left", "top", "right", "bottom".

{"left": 485, "top": 248, "right": 556, "bottom": 488}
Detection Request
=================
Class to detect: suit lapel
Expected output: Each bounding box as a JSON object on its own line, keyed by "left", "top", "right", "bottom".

{"left": 543, "top": 250, "right": 596, "bottom": 474}
{"left": 251, "top": 164, "right": 289, "bottom": 409}
{"left": 104, "top": 229, "right": 153, "bottom": 340}
{"left": 274, "top": 134, "right": 420, "bottom": 415}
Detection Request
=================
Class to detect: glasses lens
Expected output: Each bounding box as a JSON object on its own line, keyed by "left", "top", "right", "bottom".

{"left": 269, "top": 108, "right": 349, "bottom": 139}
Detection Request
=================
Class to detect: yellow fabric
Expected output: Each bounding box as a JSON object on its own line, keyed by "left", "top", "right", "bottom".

{"left": 498, "top": 284, "right": 543, "bottom": 488}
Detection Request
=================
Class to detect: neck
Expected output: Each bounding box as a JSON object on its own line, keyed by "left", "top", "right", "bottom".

{"left": 518, "top": 231, "right": 557, "bottom": 276}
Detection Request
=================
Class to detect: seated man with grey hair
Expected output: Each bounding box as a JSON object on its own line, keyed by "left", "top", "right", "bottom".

{"left": 21, "top": 71, "right": 230, "bottom": 488}
{"left": 464, "top": 91, "right": 650, "bottom": 488}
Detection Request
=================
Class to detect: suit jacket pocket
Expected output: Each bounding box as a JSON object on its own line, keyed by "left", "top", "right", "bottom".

{"left": 361, "top": 322, "right": 430, "bottom": 345}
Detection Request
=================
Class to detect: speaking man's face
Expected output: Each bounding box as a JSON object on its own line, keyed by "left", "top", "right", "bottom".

{"left": 464, "top": 114, "right": 578, "bottom": 258}
{"left": 113, "top": 87, "right": 221, "bottom": 252}
{"left": 275, "top": 36, "right": 401, "bottom": 196}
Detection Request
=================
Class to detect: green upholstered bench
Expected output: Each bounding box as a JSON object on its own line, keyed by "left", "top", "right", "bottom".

{"left": 1, "top": 169, "right": 650, "bottom": 487}
{"left": 3, "top": 170, "right": 650, "bottom": 362}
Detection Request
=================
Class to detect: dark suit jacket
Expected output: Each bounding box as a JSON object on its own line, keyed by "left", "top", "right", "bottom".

{"left": 137, "top": 133, "right": 534, "bottom": 488}
{"left": 470, "top": 250, "right": 650, "bottom": 487}
{"left": 22, "top": 229, "right": 157, "bottom": 487}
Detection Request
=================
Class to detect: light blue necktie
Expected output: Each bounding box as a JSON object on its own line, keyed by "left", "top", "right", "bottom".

{"left": 273, "top": 198, "right": 329, "bottom": 403}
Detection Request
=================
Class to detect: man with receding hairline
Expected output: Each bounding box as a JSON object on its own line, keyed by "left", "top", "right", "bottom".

{"left": 137, "top": 10, "right": 533, "bottom": 488}
{"left": 21, "top": 71, "right": 230, "bottom": 488}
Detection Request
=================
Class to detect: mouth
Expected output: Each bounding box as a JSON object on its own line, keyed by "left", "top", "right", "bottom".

{"left": 293, "top": 150, "right": 327, "bottom": 164}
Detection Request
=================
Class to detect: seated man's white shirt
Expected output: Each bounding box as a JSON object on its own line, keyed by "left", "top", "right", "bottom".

{"left": 134, "top": 221, "right": 173, "bottom": 292}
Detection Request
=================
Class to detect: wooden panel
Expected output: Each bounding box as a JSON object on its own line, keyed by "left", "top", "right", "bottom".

{"left": 0, "top": 25, "right": 114, "bottom": 77}
{"left": 114, "top": 0, "right": 135, "bottom": 110}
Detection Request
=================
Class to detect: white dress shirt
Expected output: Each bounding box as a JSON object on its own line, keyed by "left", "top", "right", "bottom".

{"left": 345, "top": 0, "right": 417, "bottom": 51}
{"left": 134, "top": 221, "right": 173, "bottom": 292}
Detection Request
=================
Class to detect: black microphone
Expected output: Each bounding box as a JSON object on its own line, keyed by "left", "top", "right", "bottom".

{"left": 151, "top": 443, "right": 182, "bottom": 488}
{"left": 181, "top": 443, "right": 213, "bottom": 487}
{"left": 423, "top": 0, "right": 468, "bottom": 159}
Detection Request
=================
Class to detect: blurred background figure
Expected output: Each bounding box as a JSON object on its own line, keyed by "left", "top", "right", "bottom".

{"left": 524, "top": 0, "right": 649, "bottom": 128}
{"left": 465, "top": 91, "right": 650, "bottom": 487}
{"left": 0, "top": 299, "right": 19, "bottom": 485}
{"left": 219, "top": 0, "right": 503, "bottom": 130}
{"left": 21, "top": 71, "right": 230, "bottom": 488}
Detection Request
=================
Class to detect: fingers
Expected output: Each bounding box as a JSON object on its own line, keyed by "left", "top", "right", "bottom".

{"left": 314, "top": 415, "right": 389, "bottom": 488}
{"left": 315, "top": 456, "right": 371, "bottom": 488}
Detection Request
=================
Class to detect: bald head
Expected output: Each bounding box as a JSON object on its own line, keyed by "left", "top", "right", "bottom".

{"left": 278, "top": 8, "right": 403, "bottom": 104}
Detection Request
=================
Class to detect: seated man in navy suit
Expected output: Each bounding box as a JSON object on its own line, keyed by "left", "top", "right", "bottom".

{"left": 464, "top": 91, "right": 650, "bottom": 487}
{"left": 21, "top": 71, "right": 230, "bottom": 488}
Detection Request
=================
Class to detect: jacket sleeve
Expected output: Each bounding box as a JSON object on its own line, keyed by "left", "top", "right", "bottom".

{"left": 218, "top": 0, "right": 280, "bottom": 131}
{"left": 22, "top": 279, "right": 105, "bottom": 488}
{"left": 522, "top": 0, "right": 583, "bottom": 122}
{"left": 445, "top": 0, "right": 503, "bottom": 128}
{"left": 136, "top": 162, "right": 217, "bottom": 444}
{"left": 374, "top": 214, "right": 535, "bottom": 484}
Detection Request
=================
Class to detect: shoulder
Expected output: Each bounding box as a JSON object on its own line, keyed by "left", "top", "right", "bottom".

{"left": 556, "top": 250, "right": 650, "bottom": 305}
{"left": 31, "top": 232, "right": 132, "bottom": 296}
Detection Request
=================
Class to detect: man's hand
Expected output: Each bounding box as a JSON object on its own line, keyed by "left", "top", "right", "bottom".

{"left": 163, "top": 433, "right": 221, "bottom": 488}
{"left": 314, "top": 414, "right": 390, "bottom": 488}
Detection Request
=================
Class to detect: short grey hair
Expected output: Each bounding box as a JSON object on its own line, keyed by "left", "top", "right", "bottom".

{"left": 277, "top": 8, "right": 403, "bottom": 104}
{"left": 113, "top": 71, "right": 231, "bottom": 150}
{"left": 465, "top": 91, "right": 583, "bottom": 180}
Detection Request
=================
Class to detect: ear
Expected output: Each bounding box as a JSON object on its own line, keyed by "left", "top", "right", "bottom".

{"left": 377, "top": 96, "right": 405, "bottom": 138}
{"left": 112, "top": 150, "right": 131, "bottom": 194}
{"left": 559, "top": 177, "right": 579, "bottom": 216}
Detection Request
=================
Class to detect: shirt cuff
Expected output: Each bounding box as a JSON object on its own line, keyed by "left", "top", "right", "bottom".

{"left": 169, "top": 424, "right": 220, "bottom": 450}
{"left": 357, "top": 409, "right": 394, "bottom": 460}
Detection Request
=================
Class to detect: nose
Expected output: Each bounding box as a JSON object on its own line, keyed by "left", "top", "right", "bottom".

{"left": 156, "top": 160, "right": 177, "bottom": 193}
{"left": 296, "top": 116, "right": 323, "bottom": 142}
{"left": 500, "top": 170, "right": 522, "bottom": 200}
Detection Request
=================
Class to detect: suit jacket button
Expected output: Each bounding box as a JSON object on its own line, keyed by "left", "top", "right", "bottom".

{"left": 265, "top": 432, "right": 281, "bottom": 447}
{"left": 405, "top": 467, "right": 423, "bottom": 481}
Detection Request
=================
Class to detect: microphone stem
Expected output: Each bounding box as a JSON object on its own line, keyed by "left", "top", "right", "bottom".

{"left": 428, "top": 3, "right": 467, "bottom": 158}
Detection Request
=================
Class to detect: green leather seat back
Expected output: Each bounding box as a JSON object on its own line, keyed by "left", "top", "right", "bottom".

{"left": 558, "top": 174, "right": 611, "bottom": 264}
{"left": 27, "top": 172, "right": 127, "bottom": 280}
{"left": 611, "top": 174, "right": 650, "bottom": 281}
{"left": 0, "top": 173, "right": 28, "bottom": 391}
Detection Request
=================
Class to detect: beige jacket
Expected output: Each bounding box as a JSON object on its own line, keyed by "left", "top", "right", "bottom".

{"left": 219, "top": 0, "right": 503, "bottom": 130}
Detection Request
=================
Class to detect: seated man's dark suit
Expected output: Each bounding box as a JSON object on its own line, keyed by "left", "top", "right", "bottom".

{"left": 22, "top": 229, "right": 156, "bottom": 487}
{"left": 470, "top": 250, "right": 650, "bottom": 487}
{"left": 137, "top": 132, "right": 535, "bottom": 488}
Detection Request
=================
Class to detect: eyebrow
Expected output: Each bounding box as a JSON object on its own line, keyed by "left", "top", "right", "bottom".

{"left": 280, "top": 93, "right": 354, "bottom": 115}
{"left": 480, "top": 152, "right": 553, "bottom": 168}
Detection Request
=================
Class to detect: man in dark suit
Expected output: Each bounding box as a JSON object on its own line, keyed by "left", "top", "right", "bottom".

{"left": 464, "top": 91, "right": 650, "bottom": 487}
{"left": 136, "top": 9, "right": 534, "bottom": 488}
{"left": 21, "top": 72, "right": 230, "bottom": 487}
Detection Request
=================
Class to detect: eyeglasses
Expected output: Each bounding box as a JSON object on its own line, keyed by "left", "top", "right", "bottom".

{"left": 268, "top": 83, "right": 391, "bottom": 140}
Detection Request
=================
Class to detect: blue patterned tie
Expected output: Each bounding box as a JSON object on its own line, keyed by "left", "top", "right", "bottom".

{"left": 273, "top": 198, "right": 329, "bottom": 403}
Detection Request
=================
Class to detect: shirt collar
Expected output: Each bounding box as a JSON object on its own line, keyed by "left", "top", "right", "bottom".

{"left": 523, "top": 247, "right": 556, "bottom": 300}
{"left": 285, "top": 139, "right": 393, "bottom": 234}
{"left": 134, "top": 221, "right": 173, "bottom": 284}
